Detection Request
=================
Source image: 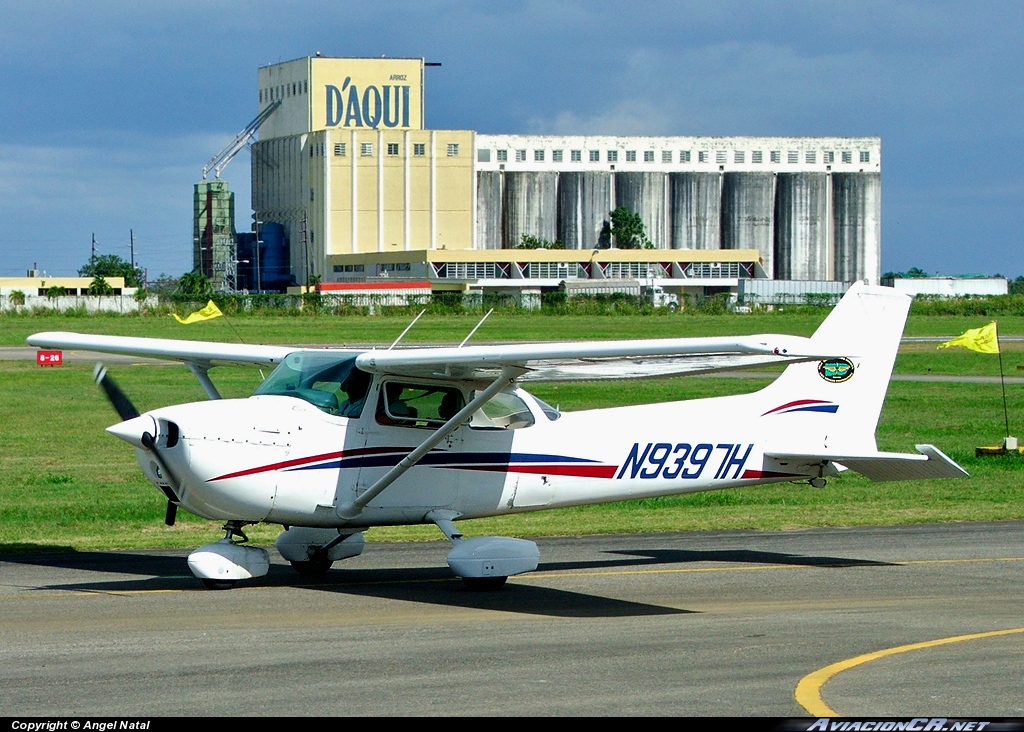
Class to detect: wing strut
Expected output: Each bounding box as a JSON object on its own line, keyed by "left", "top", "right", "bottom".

{"left": 337, "top": 367, "right": 517, "bottom": 519}
{"left": 186, "top": 362, "right": 222, "bottom": 400}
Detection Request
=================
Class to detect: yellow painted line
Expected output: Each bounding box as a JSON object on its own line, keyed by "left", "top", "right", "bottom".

{"left": 795, "top": 627, "right": 1024, "bottom": 717}
{"left": 525, "top": 563, "right": 803, "bottom": 580}
{"left": 900, "top": 556, "right": 1024, "bottom": 566}
{"left": 524, "top": 555, "right": 1024, "bottom": 581}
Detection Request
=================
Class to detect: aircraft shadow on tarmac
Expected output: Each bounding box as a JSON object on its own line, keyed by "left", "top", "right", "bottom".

{"left": 8, "top": 553, "right": 688, "bottom": 618}
{"left": 2, "top": 543, "right": 893, "bottom": 618}
{"left": 545, "top": 547, "right": 895, "bottom": 571}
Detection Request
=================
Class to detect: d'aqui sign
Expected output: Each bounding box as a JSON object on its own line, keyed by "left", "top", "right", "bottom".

{"left": 326, "top": 77, "right": 411, "bottom": 129}
{"left": 315, "top": 58, "right": 423, "bottom": 131}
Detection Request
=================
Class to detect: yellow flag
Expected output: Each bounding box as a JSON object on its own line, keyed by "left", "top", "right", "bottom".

{"left": 173, "top": 300, "right": 223, "bottom": 324}
{"left": 938, "top": 321, "right": 999, "bottom": 354}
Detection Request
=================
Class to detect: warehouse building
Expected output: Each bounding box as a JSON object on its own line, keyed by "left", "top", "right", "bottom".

{"left": 249, "top": 56, "right": 881, "bottom": 296}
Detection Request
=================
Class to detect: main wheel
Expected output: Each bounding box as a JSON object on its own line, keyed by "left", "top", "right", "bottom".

{"left": 462, "top": 576, "right": 507, "bottom": 591}
{"left": 200, "top": 578, "right": 237, "bottom": 590}
{"left": 290, "top": 558, "right": 334, "bottom": 576}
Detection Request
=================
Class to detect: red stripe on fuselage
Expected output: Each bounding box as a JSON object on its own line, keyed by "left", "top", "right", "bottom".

{"left": 740, "top": 469, "right": 806, "bottom": 479}
{"left": 208, "top": 446, "right": 412, "bottom": 482}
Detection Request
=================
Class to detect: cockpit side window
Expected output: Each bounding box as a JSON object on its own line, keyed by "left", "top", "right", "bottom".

{"left": 253, "top": 352, "right": 369, "bottom": 416}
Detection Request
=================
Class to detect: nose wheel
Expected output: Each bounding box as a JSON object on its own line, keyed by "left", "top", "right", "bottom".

{"left": 188, "top": 521, "right": 269, "bottom": 589}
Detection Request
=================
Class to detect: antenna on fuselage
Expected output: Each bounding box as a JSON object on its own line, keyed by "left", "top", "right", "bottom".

{"left": 388, "top": 309, "right": 426, "bottom": 350}
{"left": 459, "top": 308, "right": 494, "bottom": 348}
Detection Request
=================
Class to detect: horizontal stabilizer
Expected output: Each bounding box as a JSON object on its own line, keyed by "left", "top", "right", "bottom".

{"left": 766, "top": 444, "right": 968, "bottom": 482}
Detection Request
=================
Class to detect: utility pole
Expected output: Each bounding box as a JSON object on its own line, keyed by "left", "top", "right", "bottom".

{"left": 91, "top": 233, "right": 96, "bottom": 261}
{"left": 130, "top": 229, "right": 135, "bottom": 270}
{"left": 300, "top": 212, "right": 309, "bottom": 288}
{"left": 254, "top": 217, "right": 262, "bottom": 294}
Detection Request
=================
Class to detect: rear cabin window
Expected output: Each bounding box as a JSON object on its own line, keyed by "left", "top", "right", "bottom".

{"left": 377, "top": 382, "right": 466, "bottom": 428}
{"left": 470, "top": 390, "right": 535, "bottom": 430}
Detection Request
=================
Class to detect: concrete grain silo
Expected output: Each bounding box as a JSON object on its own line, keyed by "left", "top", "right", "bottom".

{"left": 502, "top": 171, "right": 558, "bottom": 248}
{"left": 721, "top": 172, "right": 776, "bottom": 272}
{"left": 774, "top": 172, "right": 829, "bottom": 280}
{"left": 614, "top": 172, "right": 668, "bottom": 248}
{"left": 557, "top": 171, "right": 613, "bottom": 249}
{"left": 669, "top": 172, "right": 721, "bottom": 250}
{"left": 833, "top": 172, "right": 881, "bottom": 283}
{"left": 475, "top": 171, "right": 503, "bottom": 250}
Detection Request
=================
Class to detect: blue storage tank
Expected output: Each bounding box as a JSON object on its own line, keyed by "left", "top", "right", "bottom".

{"left": 235, "top": 233, "right": 257, "bottom": 291}
{"left": 258, "top": 223, "right": 294, "bottom": 292}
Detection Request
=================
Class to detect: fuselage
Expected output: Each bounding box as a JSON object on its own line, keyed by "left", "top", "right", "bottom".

{"left": 113, "top": 368, "right": 817, "bottom": 530}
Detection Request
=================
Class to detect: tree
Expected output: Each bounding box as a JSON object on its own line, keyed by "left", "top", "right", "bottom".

{"left": 608, "top": 207, "right": 652, "bottom": 249}
{"left": 146, "top": 273, "right": 179, "bottom": 297}
{"left": 1009, "top": 276, "right": 1024, "bottom": 295}
{"left": 79, "top": 254, "right": 144, "bottom": 288}
{"left": 87, "top": 276, "right": 113, "bottom": 296}
{"left": 516, "top": 234, "right": 565, "bottom": 250}
{"left": 177, "top": 271, "right": 213, "bottom": 297}
{"left": 883, "top": 267, "right": 930, "bottom": 280}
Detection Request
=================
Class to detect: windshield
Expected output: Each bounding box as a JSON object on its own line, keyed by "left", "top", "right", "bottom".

{"left": 253, "top": 351, "right": 371, "bottom": 416}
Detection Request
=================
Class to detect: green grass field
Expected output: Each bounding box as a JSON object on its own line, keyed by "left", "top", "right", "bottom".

{"left": 2, "top": 308, "right": 1022, "bottom": 553}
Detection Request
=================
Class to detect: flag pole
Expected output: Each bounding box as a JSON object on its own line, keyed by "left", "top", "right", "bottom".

{"left": 996, "top": 323, "right": 1010, "bottom": 438}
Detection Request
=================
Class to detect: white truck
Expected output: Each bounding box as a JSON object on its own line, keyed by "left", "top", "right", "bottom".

{"left": 641, "top": 284, "right": 679, "bottom": 311}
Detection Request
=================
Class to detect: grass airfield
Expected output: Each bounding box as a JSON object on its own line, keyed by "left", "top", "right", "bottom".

{"left": 1, "top": 308, "right": 1022, "bottom": 552}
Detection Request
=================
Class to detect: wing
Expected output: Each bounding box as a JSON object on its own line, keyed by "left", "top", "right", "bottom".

{"left": 26, "top": 331, "right": 294, "bottom": 366}
{"left": 354, "top": 334, "right": 836, "bottom": 382}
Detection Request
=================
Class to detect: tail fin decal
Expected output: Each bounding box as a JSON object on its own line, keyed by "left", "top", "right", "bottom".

{"left": 761, "top": 399, "right": 839, "bottom": 416}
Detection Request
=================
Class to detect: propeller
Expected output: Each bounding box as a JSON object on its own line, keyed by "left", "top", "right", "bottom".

{"left": 93, "top": 364, "right": 140, "bottom": 421}
{"left": 93, "top": 363, "right": 177, "bottom": 526}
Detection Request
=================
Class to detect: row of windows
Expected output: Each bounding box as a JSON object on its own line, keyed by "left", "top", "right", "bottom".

{"left": 329, "top": 142, "right": 459, "bottom": 158}
{"left": 483, "top": 149, "right": 871, "bottom": 165}
{"left": 429, "top": 261, "right": 695, "bottom": 280}
{"left": 332, "top": 263, "right": 413, "bottom": 274}
{"left": 259, "top": 80, "right": 308, "bottom": 104}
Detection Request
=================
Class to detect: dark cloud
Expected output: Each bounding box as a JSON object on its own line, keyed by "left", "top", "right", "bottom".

{"left": 0, "top": 1, "right": 1020, "bottom": 276}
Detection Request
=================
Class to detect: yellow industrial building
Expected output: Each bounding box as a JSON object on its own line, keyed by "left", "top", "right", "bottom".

{"left": 249, "top": 56, "right": 881, "bottom": 299}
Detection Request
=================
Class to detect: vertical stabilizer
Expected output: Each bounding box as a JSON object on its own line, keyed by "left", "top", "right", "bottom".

{"left": 754, "top": 282, "right": 911, "bottom": 454}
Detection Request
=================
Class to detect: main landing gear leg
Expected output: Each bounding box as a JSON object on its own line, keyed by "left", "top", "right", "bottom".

{"left": 274, "top": 527, "right": 366, "bottom": 577}
{"left": 427, "top": 510, "right": 540, "bottom": 592}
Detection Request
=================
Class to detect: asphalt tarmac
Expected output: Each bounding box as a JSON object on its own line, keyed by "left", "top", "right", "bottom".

{"left": 1, "top": 522, "right": 1022, "bottom": 716}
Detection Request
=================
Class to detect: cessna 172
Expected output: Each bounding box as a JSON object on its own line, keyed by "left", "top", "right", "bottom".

{"left": 27, "top": 283, "right": 966, "bottom": 589}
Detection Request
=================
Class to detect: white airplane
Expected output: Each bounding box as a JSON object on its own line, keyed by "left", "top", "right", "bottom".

{"left": 27, "top": 282, "right": 967, "bottom": 590}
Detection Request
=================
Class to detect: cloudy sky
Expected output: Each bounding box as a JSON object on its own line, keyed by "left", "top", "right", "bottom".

{"left": 1, "top": 1, "right": 1021, "bottom": 279}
